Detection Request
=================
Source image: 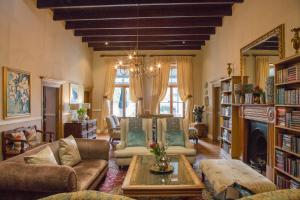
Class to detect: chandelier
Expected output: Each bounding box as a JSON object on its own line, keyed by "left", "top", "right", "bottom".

{"left": 114, "top": 5, "right": 161, "bottom": 78}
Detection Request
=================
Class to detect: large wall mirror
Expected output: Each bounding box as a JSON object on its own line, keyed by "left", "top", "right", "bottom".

{"left": 240, "top": 24, "right": 285, "bottom": 91}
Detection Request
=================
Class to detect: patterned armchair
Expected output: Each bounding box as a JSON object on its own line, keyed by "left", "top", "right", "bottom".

{"left": 114, "top": 118, "right": 153, "bottom": 166}
{"left": 1, "top": 125, "right": 54, "bottom": 160}
{"left": 157, "top": 117, "right": 196, "bottom": 163}
{"left": 106, "top": 115, "right": 121, "bottom": 143}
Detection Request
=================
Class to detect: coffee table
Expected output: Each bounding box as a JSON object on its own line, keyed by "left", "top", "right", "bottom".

{"left": 122, "top": 155, "right": 205, "bottom": 198}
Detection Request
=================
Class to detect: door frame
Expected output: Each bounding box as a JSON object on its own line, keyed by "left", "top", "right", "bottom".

{"left": 41, "top": 77, "right": 65, "bottom": 140}
{"left": 212, "top": 82, "right": 221, "bottom": 142}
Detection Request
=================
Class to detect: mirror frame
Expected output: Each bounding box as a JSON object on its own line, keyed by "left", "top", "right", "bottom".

{"left": 240, "top": 24, "right": 285, "bottom": 77}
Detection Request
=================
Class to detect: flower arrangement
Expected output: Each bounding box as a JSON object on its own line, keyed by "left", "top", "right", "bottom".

{"left": 193, "top": 105, "right": 205, "bottom": 123}
{"left": 150, "top": 143, "right": 169, "bottom": 171}
{"left": 77, "top": 108, "right": 87, "bottom": 121}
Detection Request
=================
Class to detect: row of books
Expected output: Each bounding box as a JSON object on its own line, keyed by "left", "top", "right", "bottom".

{"left": 221, "top": 94, "right": 232, "bottom": 104}
{"left": 221, "top": 142, "right": 231, "bottom": 154}
{"left": 222, "top": 118, "right": 232, "bottom": 129}
{"left": 221, "top": 106, "right": 231, "bottom": 117}
{"left": 276, "top": 88, "right": 300, "bottom": 105}
{"left": 221, "top": 129, "right": 231, "bottom": 142}
{"left": 277, "top": 108, "right": 300, "bottom": 129}
{"left": 276, "top": 174, "right": 300, "bottom": 189}
{"left": 276, "top": 150, "right": 300, "bottom": 177}
{"left": 221, "top": 81, "right": 232, "bottom": 92}
{"left": 277, "top": 132, "right": 300, "bottom": 153}
{"left": 276, "top": 64, "right": 300, "bottom": 83}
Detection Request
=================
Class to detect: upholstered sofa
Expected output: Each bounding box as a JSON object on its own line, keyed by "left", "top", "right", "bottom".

{"left": 157, "top": 118, "right": 196, "bottom": 163}
{"left": 0, "top": 138, "right": 109, "bottom": 200}
{"left": 114, "top": 118, "right": 153, "bottom": 166}
{"left": 106, "top": 115, "right": 121, "bottom": 143}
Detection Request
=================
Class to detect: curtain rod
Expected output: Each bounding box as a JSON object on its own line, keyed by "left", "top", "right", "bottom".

{"left": 149, "top": 54, "right": 196, "bottom": 57}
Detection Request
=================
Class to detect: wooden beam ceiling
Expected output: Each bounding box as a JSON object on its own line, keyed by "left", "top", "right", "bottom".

{"left": 36, "top": 0, "right": 243, "bottom": 51}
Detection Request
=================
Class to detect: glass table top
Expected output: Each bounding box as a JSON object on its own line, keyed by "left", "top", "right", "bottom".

{"left": 129, "top": 155, "right": 195, "bottom": 186}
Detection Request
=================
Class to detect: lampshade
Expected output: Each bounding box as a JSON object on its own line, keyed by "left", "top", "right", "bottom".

{"left": 69, "top": 103, "right": 80, "bottom": 110}
{"left": 82, "top": 103, "right": 91, "bottom": 110}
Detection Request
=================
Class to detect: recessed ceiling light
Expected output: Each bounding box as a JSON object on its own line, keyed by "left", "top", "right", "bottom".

{"left": 182, "top": 41, "right": 186, "bottom": 44}
{"left": 105, "top": 42, "right": 109, "bottom": 46}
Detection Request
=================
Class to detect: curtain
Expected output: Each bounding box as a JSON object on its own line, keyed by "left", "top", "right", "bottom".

{"left": 151, "top": 56, "right": 171, "bottom": 114}
{"left": 255, "top": 56, "right": 269, "bottom": 90}
{"left": 177, "top": 56, "right": 193, "bottom": 131}
{"left": 100, "top": 58, "right": 116, "bottom": 131}
{"left": 129, "top": 72, "right": 144, "bottom": 115}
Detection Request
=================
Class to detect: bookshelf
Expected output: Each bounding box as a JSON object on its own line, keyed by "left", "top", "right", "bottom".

{"left": 274, "top": 54, "right": 300, "bottom": 189}
{"left": 219, "top": 76, "right": 244, "bottom": 158}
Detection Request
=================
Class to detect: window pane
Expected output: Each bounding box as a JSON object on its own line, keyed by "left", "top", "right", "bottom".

{"left": 172, "top": 87, "right": 183, "bottom": 103}
{"left": 169, "top": 67, "right": 177, "bottom": 84}
{"left": 161, "top": 88, "right": 171, "bottom": 103}
{"left": 115, "top": 69, "right": 129, "bottom": 84}
{"left": 112, "top": 87, "right": 123, "bottom": 117}
{"left": 125, "top": 88, "right": 136, "bottom": 117}
{"left": 173, "top": 102, "right": 184, "bottom": 117}
{"left": 160, "top": 103, "right": 171, "bottom": 114}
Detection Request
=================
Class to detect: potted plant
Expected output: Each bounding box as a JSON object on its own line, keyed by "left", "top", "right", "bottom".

{"left": 77, "top": 108, "right": 87, "bottom": 121}
{"left": 193, "top": 105, "right": 205, "bottom": 123}
{"left": 234, "top": 84, "right": 242, "bottom": 104}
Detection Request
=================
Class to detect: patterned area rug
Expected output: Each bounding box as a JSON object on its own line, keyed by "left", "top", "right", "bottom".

{"left": 98, "top": 154, "right": 215, "bottom": 200}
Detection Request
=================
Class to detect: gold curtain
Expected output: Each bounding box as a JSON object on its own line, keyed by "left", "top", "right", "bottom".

{"left": 100, "top": 58, "right": 116, "bottom": 131}
{"left": 129, "top": 72, "right": 144, "bottom": 115}
{"left": 177, "top": 56, "right": 193, "bottom": 130}
{"left": 151, "top": 56, "right": 171, "bottom": 114}
{"left": 255, "top": 56, "right": 269, "bottom": 90}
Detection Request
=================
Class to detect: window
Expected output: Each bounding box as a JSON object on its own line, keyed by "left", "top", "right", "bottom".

{"left": 159, "top": 66, "right": 185, "bottom": 117}
{"left": 111, "top": 69, "right": 136, "bottom": 117}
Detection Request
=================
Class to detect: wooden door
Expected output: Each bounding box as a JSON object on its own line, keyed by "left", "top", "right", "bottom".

{"left": 212, "top": 86, "right": 221, "bottom": 141}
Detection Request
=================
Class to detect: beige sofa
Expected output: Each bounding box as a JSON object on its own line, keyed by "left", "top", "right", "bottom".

{"left": 114, "top": 118, "right": 153, "bottom": 166}
{"left": 0, "top": 138, "right": 109, "bottom": 200}
{"left": 157, "top": 118, "right": 196, "bottom": 163}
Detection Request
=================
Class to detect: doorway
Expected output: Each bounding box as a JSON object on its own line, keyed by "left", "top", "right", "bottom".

{"left": 43, "top": 86, "right": 60, "bottom": 140}
{"left": 212, "top": 85, "right": 221, "bottom": 141}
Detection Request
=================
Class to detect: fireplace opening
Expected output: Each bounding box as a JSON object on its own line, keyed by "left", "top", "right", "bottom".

{"left": 247, "top": 121, "right": 268, "bottom": 174}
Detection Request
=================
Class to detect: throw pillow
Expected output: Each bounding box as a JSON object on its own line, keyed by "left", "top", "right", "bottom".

{"left": 24, "top": 146, "right": 58, "bottom": 165}
{"left": 165, "top": 130, "right": 185, "bottom": 146}
{"left": 58, "top": 135, "right": 81, "bottom": 166}
{"left": 24, "top": 127, "right": 38, "bottom": 147}
{"left": 9, "top": 131, "right": 28, "bottom": 152}
{"left": 127, "top": 130, "right": 146, "bottom": 147}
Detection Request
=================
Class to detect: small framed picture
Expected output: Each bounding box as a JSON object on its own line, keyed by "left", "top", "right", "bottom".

{"left": 70, "top": 83, "right": 80, "bottom": 104}
{"left": 3, "top": 67, "right": 31, "bottom": 119}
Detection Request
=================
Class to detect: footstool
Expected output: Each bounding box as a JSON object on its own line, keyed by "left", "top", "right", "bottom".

{"left": 200, "top": 159, "right": 276, "bottom": 199}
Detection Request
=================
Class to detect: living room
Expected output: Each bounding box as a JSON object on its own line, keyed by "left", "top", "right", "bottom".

{"left": 0, "top": 0, "right": 300, "bottom": 199}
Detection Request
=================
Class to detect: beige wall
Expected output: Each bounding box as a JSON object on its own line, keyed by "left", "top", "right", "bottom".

{"left": 199, "top": 0, "right": 300, "bottom": 139}
{"left": 0, "top": 0, "right": 93, "bottom": 159}
{"left": 92, "top": 50, "right": 202, "bottom": 131}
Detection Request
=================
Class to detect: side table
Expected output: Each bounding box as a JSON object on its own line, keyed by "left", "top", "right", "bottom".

{"left": 190, "top": 122, "right": 207, "bottom": 138}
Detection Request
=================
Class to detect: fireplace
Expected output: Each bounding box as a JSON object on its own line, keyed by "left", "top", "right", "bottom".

{"left": 247, "top": 120, "right": 268, "bottom": 174}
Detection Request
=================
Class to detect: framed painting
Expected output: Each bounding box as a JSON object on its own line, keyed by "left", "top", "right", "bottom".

{"left": 3, "top": 67, "right": 31, "bottom": 119}
{"left": 70, "top": 83, "right": 80, "bottom": 104}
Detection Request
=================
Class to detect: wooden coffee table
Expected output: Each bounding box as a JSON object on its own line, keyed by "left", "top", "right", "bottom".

{"left": 122, "top": 155, "right": 205, "bottom": 198}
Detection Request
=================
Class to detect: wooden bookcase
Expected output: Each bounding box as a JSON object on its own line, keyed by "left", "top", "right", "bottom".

{"left": 219, "top": 76, "right": 244, "bottom": 159}
{"left": 274, "top": 54, "right": 300, "bottom": 189}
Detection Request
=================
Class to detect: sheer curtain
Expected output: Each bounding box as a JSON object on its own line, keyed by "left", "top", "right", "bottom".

{"left": 100, "top": 58, "right": 116, "bottom": 131}
{"left": 255, "top": 56, "right": 270, "bottom": 90}
{"left": 129, "top": 72, "right": 144, "bottom": 115}
{"left": 151, "top": 56, "right": 171, "bottom": 114}
{"left": 177, "top": 56, "right": 193, "bottom": 131}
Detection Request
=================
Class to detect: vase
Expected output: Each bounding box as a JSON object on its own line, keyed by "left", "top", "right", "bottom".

{"left": 254, "top": 95, "right": 260, "bottom": 104}
{"left": 157, "top": 155, "right": 169, "bottom": 171}
{"left": 291, "top": 28, "right": 300, "bottom": 54}
{"left": 227, "top": 63, "right": 232, "bottom": 76}
{"left": 195, "top": 116, "right": 202, "bottom": 123}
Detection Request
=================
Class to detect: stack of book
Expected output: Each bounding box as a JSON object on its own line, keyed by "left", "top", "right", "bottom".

{"left": 222, "top": 142, "right": 231, "bottom": 154}
{"left": 222, "top": 129, "right": 231, "bottom": 142}
{"left": 276, "top": 64, "right": 300, "bottom": 83}
{"left": 222, "top": 118, "right": 232, "bottom": 129}
{"left": 276, "top": 108, "right": 300, "bottom": 129}
{"left": 276, "top": 88, "right": 300, "bottom": 105}
{"left": 276, "top": 174, "right": 291, "bottom": 189}
{"left": 278, "top": 132, "right": 300, "bottom": 153}
{"left": 290, "top": 179, "right": 300, "bottom": 189}
{"left": 275, "top": 150, "right": 300, "bottom": 177}
{"left": 221, "top": 106, "right": 231, "bottom": 117}
{"left": 221, "top": 94, "right": 232, "bottom": 104}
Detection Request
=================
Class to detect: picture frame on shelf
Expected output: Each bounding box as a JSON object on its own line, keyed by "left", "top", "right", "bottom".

{"left": 3, "top": 67, "right": 31, "bottom": 119}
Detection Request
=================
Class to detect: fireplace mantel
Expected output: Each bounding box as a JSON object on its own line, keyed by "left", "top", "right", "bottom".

{"left": 239, "top": 104, "right": 275, "bottom": 124}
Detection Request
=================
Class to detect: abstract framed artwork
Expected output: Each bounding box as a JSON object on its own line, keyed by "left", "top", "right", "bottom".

{"left": 70, "top": 83, "right": 80, "bottom": 104}
{"left": 3, "top": 67, "right": 31, "bottom": 119}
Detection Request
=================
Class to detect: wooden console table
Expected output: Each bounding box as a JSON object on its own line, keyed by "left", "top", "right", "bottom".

{"left": 64, "top": 119, "right": 97, "bottom": 139}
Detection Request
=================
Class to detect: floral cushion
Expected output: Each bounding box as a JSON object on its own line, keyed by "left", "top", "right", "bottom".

{"left": 24, "top": 127, "right": 38, "bottom": 147}
{"left": 7, "top": 131, "right": 28, "bottom": 152}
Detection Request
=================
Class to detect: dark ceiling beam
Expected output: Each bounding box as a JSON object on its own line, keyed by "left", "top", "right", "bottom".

{"left": 38, "top": 0, "right": 243, "bottom": 9}
{"left": 94, "top": 46, "right": 202, "bottom": 51}
{"left": 53, "top": 5, "right": 232, "bottom": 21}
{"left": 75, "top": 27, "right": 215, "bottom": 36}
{"left": 88, "top": 41, "right": 205, "bottom": 47}
{"left": 82, "top": 35, "right": 210, "bottom": 42}
{"left": 66, "top": 17, "right": 222, "bottom": 30}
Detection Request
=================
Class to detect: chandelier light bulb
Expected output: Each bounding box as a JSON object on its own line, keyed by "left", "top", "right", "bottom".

{"left": 157, "top": 63, "right": 161, "bottom": 69}
{"left": 129, "top": 54, "right": 133, "bottom": 59}
{"left": 149, "top": 66, "right": 154, "bottom": 71}
{"left": 114, "top": 65, "right": 118, "bottom": 70}
{"left": 130, "top": 68, "right": 134, "bottom": 72}
{"left": 119, "top": 61, "right": 123, "bottom": 65}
